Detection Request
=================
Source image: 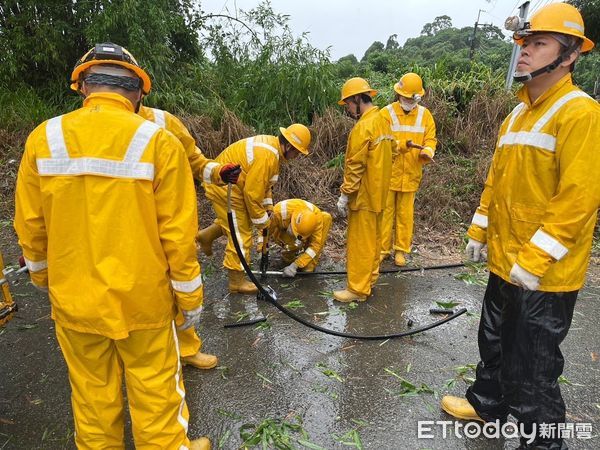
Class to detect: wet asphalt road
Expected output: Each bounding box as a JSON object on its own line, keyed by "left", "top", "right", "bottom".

{"left": 1, "top": 249, "right": 599, "bottom": 449}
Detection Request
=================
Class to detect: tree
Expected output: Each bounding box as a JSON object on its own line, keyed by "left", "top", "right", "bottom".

{"left": 361, "top": 41, "right": 384, "bottom": 61}
{"left": 386, "top": 34, "right": 399, "bottom": 51}
{"left": 0, "top": 0, "right": 203, "bottom": 90}
{"left": 421, "top": 15, "right": 453, "bottom": 37}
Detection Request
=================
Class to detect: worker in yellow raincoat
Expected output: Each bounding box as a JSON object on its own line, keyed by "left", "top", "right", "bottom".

{"left": 198, "top": 125, "right": 311, "bottom": 294}
{"left": 14, "top": 43, "right": 210, "bottom": 450}
{"left": 334, "top": 77, "right": 394, "bottom": 302}
{"left": 260, "top": 199, "right": 332, "bottom": 276}
{"left": 440, "top": 5, "right": 600, "bottom": 449}
{"left": 139, "top": 106, "right": 240, "bottom": 370}
{"left": 380, "top": 73, "right": 437, "bottom": 266}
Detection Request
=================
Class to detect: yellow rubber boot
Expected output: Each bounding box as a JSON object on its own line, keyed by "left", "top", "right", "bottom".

{"left": 394, "top": 252, "right": 406, "bottom": 267}
{"left": 333, "top": 289, "right": 367, "bottom": 303}
{"left": 182, "top": 352, "right": 218, "bottom": 370}
{"left": 196, "top": 223, "right": 223, "bottom": 256}
{"left": 190, "top": 437, "right": 211, "bottom": 450}
{"left": 441, "top": 396, "right": 485, "bottom": 422}
{"left": 228, "top": 270, "right": 258, "bottom": 294}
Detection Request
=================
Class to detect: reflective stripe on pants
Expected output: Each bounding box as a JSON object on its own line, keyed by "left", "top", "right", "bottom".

{"left": 55, "top": 323, "right": 190, "bottom": 449}
{"left": 211, "top": 199, "right": 252, "bottom": 272}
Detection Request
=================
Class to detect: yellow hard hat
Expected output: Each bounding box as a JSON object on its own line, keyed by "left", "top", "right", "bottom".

{"left": 338, "top": 77, "right": 377, "bottom": 105}
{"left": 291, "top": 210, "right": 318, "bottom": 240}
{"left": 70, "top": 43, "right": 152, "bottom": 94}
{"left": 511, "top": 3, "right": 594, "bottom": 53}
{"left": 394, "top": 73, "right": 425, "bottom": 99}
{"left": 279, "top": 123, "right": 311, "bottom": 155}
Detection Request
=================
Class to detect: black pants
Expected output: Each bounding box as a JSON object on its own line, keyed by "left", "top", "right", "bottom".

{"left": 466, "top": 273, "right": 577, "bottom": 449}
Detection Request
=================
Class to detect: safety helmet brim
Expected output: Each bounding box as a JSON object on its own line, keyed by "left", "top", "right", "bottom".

{"left": 513, "top": 31, "right": 594, "bottom": 53}
{"left": 337, "top": 89, "right": 377, "bottom": 105}
{"left": 279, "top": 126, "right": 309, "bottom": 155}
{"left": 393, "top": 82, "right": 425, "bottom": 98}
{"left": 70, "top": 60, "right": 152, "bottom": 94}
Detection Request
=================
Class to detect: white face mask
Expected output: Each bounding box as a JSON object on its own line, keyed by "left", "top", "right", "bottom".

{"left": 400, "top": 97, "right": 418, "bottom": 111}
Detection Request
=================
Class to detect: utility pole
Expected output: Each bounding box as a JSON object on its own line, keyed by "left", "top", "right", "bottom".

{"left": 469, "top": 9, "right": 485, "bottom": 61}
{"left": 505, "top": 1, "right": 530, "bottom": 90}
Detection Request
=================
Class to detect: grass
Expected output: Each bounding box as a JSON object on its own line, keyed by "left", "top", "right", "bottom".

{"left": 316, "top": 362, "right": 344, "bottom": 383}
{"left": 239, "top": 416, "right": 324, "bottom": 450}
{"left": 444, "top": 364, "right": 477, "bottom": 389}
{"left": 384, "top": 368, "right": 435, "bottom": 397}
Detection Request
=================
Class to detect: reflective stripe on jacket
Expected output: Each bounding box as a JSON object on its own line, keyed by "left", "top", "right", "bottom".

{"left": 14, "top": 93, "right": 202, "bottom": 338}
{"left": 269, "top": 199, "right": 326, "bottom": 268}
{"left": 139, "top": 105, "right": 223, "bottom": 185}
{"left": 341, "top": 106, "right": 394, "bottom": 212}
{"left": 467, "top": 74, "right": 600, "bottom": 291}
{"left": 380, "top": 102, "right": 437, "bottom": 192}
{"left": 204, "top": 135, "right": 282, "bottom": 225}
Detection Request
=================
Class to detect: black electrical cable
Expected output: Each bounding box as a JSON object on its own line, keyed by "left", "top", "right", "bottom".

{"left": 225, "top": 184, "right": 467, "bottom": 340}
{"left": 255, "top": 262, "right": 466, "bottom": 277}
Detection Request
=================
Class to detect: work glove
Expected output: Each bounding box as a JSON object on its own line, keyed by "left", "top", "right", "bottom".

{"left": 466, "top": 238, "right": 486, "bottom": 262}
{"left": 418, "top": 148, "right": 434, "bottom": 163}
{"left": 178, "top": 305, "right": 203, "bottom": 331}
{"left": 509, "top": 263, "right": 540, "bottom": 291}
{"left": 282, "top": 262, "right": 298, "bottom": 278}
{"left": 219, "top": 163, "right": 242, "bottom": 184}
{"left": 337, "top": 193, "right": 349, "bottom": 218}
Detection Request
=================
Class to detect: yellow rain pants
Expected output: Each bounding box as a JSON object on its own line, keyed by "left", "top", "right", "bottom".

{"left": 347, "top": 209, "right": 382, "bottom": 296}
{"left": 211, "top": 199, "right": 252, "bottom": 272}
{"left": 55, "top": 322, "right": 190, "bottom": 449}
{"left": 381, "top": 191, "right": 416, "bottom": 255}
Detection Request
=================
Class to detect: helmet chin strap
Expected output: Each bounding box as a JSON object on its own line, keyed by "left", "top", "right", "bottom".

{"left": 513, "top": 54, "right": 564, "bottom": 82}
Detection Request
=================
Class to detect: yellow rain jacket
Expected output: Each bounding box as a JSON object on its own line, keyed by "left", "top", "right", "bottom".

{"left": 139, "top": 105, "right": 224, "bottom": 185}
{"left": 14, "top": 93, "right": 203, "bottom": 339}
{"left": 467, "top": 74, "right": 600, "bottom": 292}
{"left": 380, "top": 102, "right": 437, "bottom": 192}
{"left": 204, "top": 135, "right": 283, "bottom": 228}
{"left": 341, "top": 106, "right": 394, "bottom": 212}
{"left": 268, "top": 199, "right": 330, "bottom": 269}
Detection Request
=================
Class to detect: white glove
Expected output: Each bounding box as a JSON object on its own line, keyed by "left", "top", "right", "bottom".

{"left": 337, "top": 193, "right": 349, "bottom": 217}
{"left": 509, "top": 263, "right": 540, "bottom": 291}
{"left": 282, "top": 263, "right": 298, "bottom": 278}
{"left": 466, "top": 238, "right": 486, "bottom": 262}
{"left": 178, "top": 305, "right": 203, "bottom": 331}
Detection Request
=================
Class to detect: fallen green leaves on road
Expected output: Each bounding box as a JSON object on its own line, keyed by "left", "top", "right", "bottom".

{"left": 316, "top": 362, "right": 344, "bottom": 383}
{"left": 239, "top": 417, "right": 325, "bottom": 450}
{"left": 384, "top": 368, "right": 435, "bottom": 397}
{"left": 444, "top": 364, "right": 476, "bottom": 389}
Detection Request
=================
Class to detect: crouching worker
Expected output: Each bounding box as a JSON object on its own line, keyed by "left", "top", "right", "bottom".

{"left": 15, "top": 43, "right": 210, "bottom": 449}
{"left": 199, "top": 125, "right": 311, "bottom": 293}
{"left": 259, "top": 199, "right": 332, "bottom": 277}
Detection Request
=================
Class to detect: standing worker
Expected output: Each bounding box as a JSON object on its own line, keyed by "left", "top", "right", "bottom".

{"left": 15, "top": 43, "right": 210, "bottom": 449}
{"left": 380, "top": 73, "right": 436, "bottom": 266}
{"left": 139, "top": 105, "right": 240, "bottom": 371}
{"left": 261, "top": 199, "right": 332, "bottom": 277}
{"left": 198, "top": 125, "right": 311, "bottom": 293}
{"left": 440, "top": 4, "right": 600, "bottom": 449}
{"left": 335, "top": 77, "right": 394, "bottom": 302}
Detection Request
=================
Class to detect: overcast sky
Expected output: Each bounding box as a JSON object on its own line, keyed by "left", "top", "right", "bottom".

{"left": 202, "top": 0, "right": 563, "bottom": 60}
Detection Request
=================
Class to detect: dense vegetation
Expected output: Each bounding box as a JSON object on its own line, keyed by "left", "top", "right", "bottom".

{"left": 1, "top": 0, "right": 598, "bottom": 240}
